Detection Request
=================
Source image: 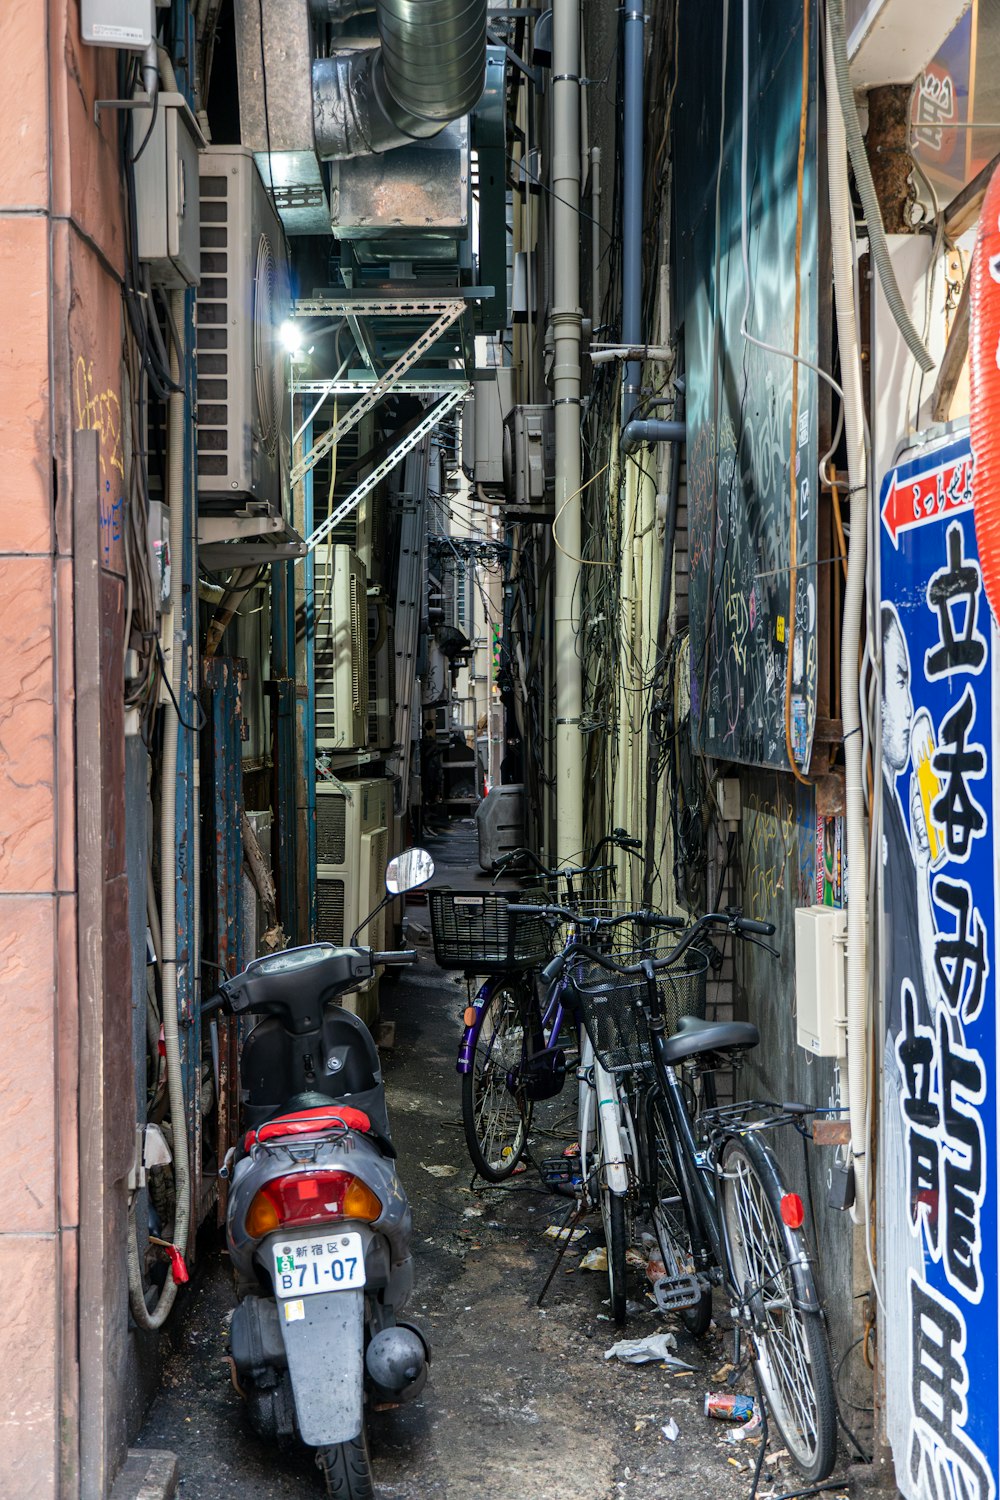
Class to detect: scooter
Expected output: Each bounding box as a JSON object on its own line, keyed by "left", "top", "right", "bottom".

{"left": 205, "top": 847, "right": 435, "bottom": 1498}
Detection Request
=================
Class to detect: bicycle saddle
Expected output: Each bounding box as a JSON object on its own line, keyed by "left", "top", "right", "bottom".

{"left": 660, "top": 1014, "right": 760, "bottom": 1064}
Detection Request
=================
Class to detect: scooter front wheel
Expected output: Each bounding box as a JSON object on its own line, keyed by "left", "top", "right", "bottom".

{"left": 316, "top": 1432, "right": 374, "bottom": 1500}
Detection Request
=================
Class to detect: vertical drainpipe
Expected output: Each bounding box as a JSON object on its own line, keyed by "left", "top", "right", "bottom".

{"left": 621, "top": 5, "right": 645, "bottom": 426}
{"left": 551, "top": 0, "right": 584, "bottom": 861}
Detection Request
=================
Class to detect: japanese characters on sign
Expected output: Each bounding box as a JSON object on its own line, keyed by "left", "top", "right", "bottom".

{"left": 879, "top": 433, "right": 998, "bottom": 1500}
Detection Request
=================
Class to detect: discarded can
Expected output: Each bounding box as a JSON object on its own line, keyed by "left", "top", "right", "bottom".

{"left": 704, "top": 1392, "right": 756, "bottom": 1423}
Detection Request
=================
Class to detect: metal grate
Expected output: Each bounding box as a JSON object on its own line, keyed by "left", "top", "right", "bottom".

{"left": 317, "top": 875, "right": 346, "bottom": 945}
{"left": 196, "top": 174, "right": 229, "bottom": 478}
{"left": 570, "top": 947, "right": 709, "bottom": 1074}
{"left": 428, "top": 891, "right": 550, "bottom": 973}
{"left": 316, "top": 789, "right": 348, "bottom": 865}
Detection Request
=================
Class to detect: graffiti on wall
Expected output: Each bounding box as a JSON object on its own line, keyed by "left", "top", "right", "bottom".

{"left": 74, "top": 354, "right": 125, "bottom": 570}
{"left": 879, "top": 430, "right": 997, "bottom": 1500}
{"left": 675, "top": 0, "right": 819, "bottom": 771}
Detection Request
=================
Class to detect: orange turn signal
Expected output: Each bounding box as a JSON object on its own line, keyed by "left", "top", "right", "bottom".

{"left": 343, "top": 1177, "right": 383, "bottom": 1222}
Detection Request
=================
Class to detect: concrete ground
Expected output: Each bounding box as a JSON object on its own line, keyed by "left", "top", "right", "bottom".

{"left": 135, "top": 822, "right": 862, "bottom": 1500}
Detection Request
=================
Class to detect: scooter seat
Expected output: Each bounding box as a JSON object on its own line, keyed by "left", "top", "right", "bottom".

{"left": 245, "top": 1105, "right": 372, "bottom": 1152}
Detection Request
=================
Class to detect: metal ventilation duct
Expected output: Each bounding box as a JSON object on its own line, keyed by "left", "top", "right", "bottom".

{"left": 313, "top": 0, "right": 487, "bottom": 160}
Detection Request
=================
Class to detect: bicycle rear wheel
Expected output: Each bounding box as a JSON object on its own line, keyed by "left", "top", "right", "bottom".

{"left": 462, "top": 980, "right": 534, "bottom": 1181}
{"left": 645, "top": 1091, "right": 712, "bottom": 1336}
{"left": 720, "top": 1135, "right": 837, "bottom": 1483}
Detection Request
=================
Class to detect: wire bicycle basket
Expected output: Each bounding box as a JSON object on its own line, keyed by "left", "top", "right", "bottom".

{"left": 570, "top": 944, "right": 710, "bottom": 1074}
{"left": 428, "top": 891, "right": 551, "bottom": 972}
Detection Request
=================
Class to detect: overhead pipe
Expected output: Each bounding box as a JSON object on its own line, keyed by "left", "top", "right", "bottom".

{"left": 313, "top": 0, "right": 487, "bottom": 160}
{"left": 551, "top": 0, "right": 584, "bottom": 863}
{"left": 825, "top": 17, "right": 869, "bottom": 1222}
{"left": 621, "top": 418, "right": 685, "bottom": 455}
{"left": 621, "top": 7, "right": 646, "bottom": 425}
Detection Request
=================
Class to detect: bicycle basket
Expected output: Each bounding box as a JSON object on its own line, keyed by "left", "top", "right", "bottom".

{"left": 570, "top": 946, "right": 709, "bottom": 1073}
{"left": 428, "top": 891, "right": 551, "bottom": 972}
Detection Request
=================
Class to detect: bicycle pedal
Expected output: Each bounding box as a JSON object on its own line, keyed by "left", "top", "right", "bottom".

{"left": 540, "top": 1155, "right": 581, "bottom": 1188}
{"left": 653, "top": 1273, "right": 704, "bottom": 1314}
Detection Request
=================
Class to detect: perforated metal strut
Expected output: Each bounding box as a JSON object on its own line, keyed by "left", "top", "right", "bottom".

{"left": 302, "top": 386, "right": 468, "bottom": 555}
{"left": 290, "top": 302, "right": 465, "bottom": 487}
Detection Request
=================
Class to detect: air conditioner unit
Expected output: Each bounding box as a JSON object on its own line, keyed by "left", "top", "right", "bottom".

{"left": 314, "top": 546, "right": 369, "bottom": 750}
{"left": 368, "top": 600, "right": 395, "bottom": 752}
{"left": 502, "top": 405, "right": 554, "bottom": 507}
{"left": 196, "top": 147, "right": 291, "bottom": 517}
{"left": 357, "top": 488, "right": 389, "bottom": 586}
{"left": 463, "top": 367, "right": 516, "bottom": 489}
{"left": 316, "top": 778, "right": 391, "bottom": 1022}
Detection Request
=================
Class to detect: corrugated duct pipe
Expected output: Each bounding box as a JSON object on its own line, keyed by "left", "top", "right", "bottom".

{"left": 313, "top": 0, "right": 488, "bottom": 161}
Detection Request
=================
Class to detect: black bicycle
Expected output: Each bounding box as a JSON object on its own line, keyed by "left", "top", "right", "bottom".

{"left": 534, "top": 909, "right": 838, "bottom": 1484}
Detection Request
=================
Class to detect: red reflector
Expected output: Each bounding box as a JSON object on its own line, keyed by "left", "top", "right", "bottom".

{"left": 780, "top": 1192, "right": 805, "bottom": 1229}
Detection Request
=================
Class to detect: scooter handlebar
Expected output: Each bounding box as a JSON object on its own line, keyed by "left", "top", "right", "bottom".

{"left": 372, "top": 949, "right": 420, "bottom": 966}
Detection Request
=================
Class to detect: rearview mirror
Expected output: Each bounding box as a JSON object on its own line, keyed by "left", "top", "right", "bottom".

{"left": 386, "top": 847, "right": 434, "bottom": 896}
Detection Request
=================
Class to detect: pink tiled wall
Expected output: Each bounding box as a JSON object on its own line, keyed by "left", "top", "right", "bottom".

{"left": 0, "top": 0, "right": 129, "bottom": 1494}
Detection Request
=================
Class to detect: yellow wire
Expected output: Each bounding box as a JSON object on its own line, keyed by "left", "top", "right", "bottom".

{"left": 550, "top": 460, "right": 615, "bottom": 566}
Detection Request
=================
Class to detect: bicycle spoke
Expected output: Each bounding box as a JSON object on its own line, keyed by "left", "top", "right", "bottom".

{"left": 723, "top": 1142, "right": 832, "bottom": 1475}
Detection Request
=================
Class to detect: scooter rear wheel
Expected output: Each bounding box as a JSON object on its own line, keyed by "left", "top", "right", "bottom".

{"left": 316, "top": 1431, "right": 374, "bottom": 1500}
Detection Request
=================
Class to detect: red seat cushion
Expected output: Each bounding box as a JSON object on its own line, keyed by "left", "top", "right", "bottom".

{"left": 245, "top": 1106, "right": 371, "bottom": 1152}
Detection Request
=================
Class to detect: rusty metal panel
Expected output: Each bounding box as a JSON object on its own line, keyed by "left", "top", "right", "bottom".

{"left": 333, "top": 119, "right": 469, "bottom": 236}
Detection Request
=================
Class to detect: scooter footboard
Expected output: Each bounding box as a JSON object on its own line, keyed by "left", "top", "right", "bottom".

{"left": 278, "top": 1287, "right": 365, "bottom": 1446}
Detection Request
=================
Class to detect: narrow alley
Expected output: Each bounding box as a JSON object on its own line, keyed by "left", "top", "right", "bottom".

{"left": 136, "top": 829, "right": 795, "bottom": 1500}
{"left": 4, "top": 0, "right": 1000, "bottom": 1497}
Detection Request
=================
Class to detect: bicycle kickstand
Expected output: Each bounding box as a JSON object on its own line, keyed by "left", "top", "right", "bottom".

{"left": 535, "top": 1199, "right": 589, "bottom": 1309}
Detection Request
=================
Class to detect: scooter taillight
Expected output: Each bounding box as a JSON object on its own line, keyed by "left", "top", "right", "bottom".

{"left": 245, "top": 1170, "right": 382, "bottom": 1237}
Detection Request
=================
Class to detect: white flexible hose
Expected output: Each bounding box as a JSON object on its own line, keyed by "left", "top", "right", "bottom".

{"left": 825, "top": 17, "right": 869, "bottom": 1225}
{"left": 128, "top": 289, "right": 191, "bottom": 1327}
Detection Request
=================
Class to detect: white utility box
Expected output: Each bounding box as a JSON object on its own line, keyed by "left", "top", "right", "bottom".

{"left": 81, "top": 0, "right": 154, "bottom": 48}
{"left": 794, "top": 904, "right": 848, "bottom": 1057}
{"left": 131, "top": 93, "right": 204, "bottom": 289}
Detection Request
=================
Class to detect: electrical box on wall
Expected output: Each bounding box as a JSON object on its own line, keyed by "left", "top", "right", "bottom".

{"left": 794, "top": 905, "right": 848, "bottom": 1057}
{"left": 131, "top": 94, "right": 204, "bottom": 289}
{"left": 81, "top": 0, "right": 154, "bottom": 48}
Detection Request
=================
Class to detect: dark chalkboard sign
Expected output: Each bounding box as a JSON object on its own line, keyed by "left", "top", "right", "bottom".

{"left": 674, "top": 0, "right": 819, "bottom": 771}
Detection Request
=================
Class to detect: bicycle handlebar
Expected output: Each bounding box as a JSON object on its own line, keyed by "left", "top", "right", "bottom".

{"left": 542, "top": 942, "right": 683, "bottom": 986}
{"left": 516, "top": 901, "right": 683, "bottom": 929}
{"left": 493, "top": 827, "right": 644, "bottom": 881}
{"left": 535, "top": 907, "right": 780, "bottom": 984}
{"left": 731, "top": 915, "right": 775, "bottom": 937}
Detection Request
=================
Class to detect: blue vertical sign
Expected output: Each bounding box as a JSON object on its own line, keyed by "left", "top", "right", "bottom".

{"left": 879, "top": 428, "right": 998, "bottom": 1500}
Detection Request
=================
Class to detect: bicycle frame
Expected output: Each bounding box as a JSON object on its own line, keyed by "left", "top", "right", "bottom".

{"left": 577, "top": 1035, "right": 632, "bottom": 1198}
{"left": 649, "top": 1035, "right": 822, "bottom": 1318}
{"left": 456, "top": 970, "right": 572, "bottom": 1082}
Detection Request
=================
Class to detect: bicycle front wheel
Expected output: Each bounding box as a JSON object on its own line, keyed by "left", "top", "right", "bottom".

{"left": 720, "top": 1135, "right": 837, "bottom": 1483}
{"left": 600, "top": 1185, "right": 628, "bottom": 1326}
{"left": 461, "top": 981, "right": 534, "bottom": 1181}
